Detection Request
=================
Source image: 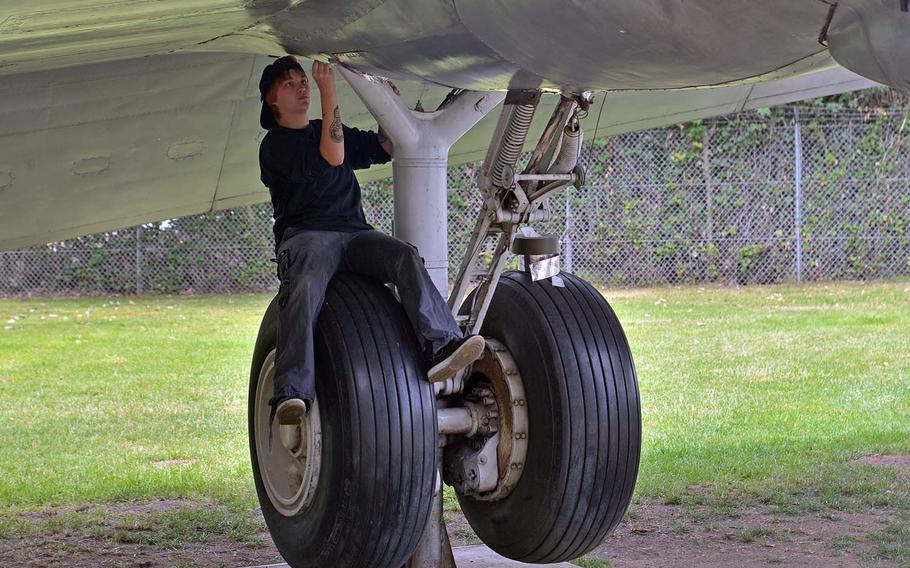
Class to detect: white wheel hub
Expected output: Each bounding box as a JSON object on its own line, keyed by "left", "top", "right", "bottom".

{"left": 254, "top": 349, "right": 322, "bottom": 517}
{"left": 443, "top": 338, "right": 528, "bottom": 501}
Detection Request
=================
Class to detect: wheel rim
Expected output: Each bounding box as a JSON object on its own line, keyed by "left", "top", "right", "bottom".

{"left": 254, "top": 349, "right": 322, "bottom": 517}
{"left": 444, "top": 338, "right": 528, "bottom": 501}
{"left": 472, "top": 338, "right": 528, "bottom": 501}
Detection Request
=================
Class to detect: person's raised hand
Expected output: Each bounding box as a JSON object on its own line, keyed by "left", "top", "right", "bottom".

{"left": 312, "top": 61, "right": 335, "bottom": 93}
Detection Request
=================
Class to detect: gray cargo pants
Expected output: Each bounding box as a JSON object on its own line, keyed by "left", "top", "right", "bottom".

{"left": 271, "top": 229, "right": 462, "bottom": 408}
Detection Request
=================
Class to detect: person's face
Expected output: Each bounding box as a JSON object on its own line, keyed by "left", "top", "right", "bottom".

{"left": 272, "top": 68, "right": 310, "bottom": 120}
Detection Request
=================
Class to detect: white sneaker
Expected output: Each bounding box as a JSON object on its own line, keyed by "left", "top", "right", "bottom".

{"left": 276, "top": 398, "right": 307, "bottom": 425}
{"left": 427, "top": 335, "right": 485, "bottom": 383}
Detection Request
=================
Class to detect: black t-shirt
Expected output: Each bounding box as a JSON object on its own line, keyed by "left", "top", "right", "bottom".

{"left": 259, "top": 119, "right": 391, "bottom": 252}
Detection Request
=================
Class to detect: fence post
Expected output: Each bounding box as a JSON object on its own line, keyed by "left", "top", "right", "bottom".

{"left": 564, "top": 190, "right": 573, "bottom": 273}
{"left": 135, "top": 225, "right": 143, "bottom": 295}
{"left": 793, "top": 108, "right": 804, "bottom": 283}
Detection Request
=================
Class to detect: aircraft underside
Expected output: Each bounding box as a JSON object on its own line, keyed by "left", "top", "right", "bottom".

{"left": 3, "top": 0, "right": 907, "bottom": 250}
{"left": 1, "top": 1, "right": 907, "bottom": 566}
{"left": 2, "top": 0, "right": 907, "bottom": 92}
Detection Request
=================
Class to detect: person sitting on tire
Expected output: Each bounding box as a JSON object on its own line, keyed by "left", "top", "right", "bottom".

{"left": 258, "top": 56, "right": 485, "bottom": 426}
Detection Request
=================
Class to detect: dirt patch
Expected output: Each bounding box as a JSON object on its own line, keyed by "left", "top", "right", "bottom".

{"left": 0, "top": 500, "right": 282, "bottom": 568}
{"left": 446, "top": 509, "right": 483, "bottom": 548}
{"left": 11, "top": 499, "right": 202, "bottom": 523}
{"left": 853, "top": 455, "right": 910, "bottom": 473}
{"left": 1, "top": 500, "right": 905, "bottom": 567}
{"left": 1, "top": 536, "right": 280, "bottom": 568}
{"left": 446, "top": 502, "right": 904, "bottom": 568}
{"left": 586, "top": 504, "right": 902, "bottom": 568}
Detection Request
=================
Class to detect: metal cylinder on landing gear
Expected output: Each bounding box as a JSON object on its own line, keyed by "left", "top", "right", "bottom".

{"left": 393, "top": 155, "right": 450, "bottom": 294}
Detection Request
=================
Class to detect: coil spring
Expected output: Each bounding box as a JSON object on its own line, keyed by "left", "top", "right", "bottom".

{"left": 490, "top": 103, "right": 536, "bottom": 186}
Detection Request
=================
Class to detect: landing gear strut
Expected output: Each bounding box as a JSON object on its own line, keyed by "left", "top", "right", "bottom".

{"left": 249, "top": 63, "right": 641, "bottom": 567}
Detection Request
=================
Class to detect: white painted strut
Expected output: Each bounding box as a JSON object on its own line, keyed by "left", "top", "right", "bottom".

{"left": 337, "top": 65, "right": 505, "bottom": 294}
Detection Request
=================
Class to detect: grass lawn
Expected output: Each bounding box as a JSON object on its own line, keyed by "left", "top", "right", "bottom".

{"left": 0, "top": 280, "right": 908, "bottom": 562}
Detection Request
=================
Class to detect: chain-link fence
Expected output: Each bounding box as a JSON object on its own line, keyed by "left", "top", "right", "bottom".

{"left": 2, "top": 106, "right": 908, "bottom": 297}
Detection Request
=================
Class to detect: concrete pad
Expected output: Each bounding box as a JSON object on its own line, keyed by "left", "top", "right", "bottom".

{"left": 453, "top": 545, "right": 576, "bottom": 567}
{"left": 243, "top": 545, "right": 576, "bottom": 567}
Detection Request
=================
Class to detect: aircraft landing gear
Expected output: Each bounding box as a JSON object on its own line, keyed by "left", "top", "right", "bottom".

{"left": 249, "top": 64, "right": 641, "bottom": 567}
{"left": 438, "top": 75, "right": 641, "bottom": 566}
{"left": 449, "top": 270, "right": 640, "bottom": 563}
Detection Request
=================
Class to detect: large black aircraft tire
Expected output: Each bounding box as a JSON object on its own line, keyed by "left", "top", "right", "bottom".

{"left": 459, "top": 271, "right": 641, "bottom": 563}
{"left": 249, "top": 273, "right": 437, "bottom": 568}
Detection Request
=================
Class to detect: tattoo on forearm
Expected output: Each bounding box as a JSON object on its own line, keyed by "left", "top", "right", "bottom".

{"left": 330, "top": 106, "right": 344, "bottom": 142}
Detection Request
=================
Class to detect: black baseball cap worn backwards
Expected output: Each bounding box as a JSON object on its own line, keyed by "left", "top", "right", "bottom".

{"left": 259, "top": 56, "right": 305, "bottom": 130}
